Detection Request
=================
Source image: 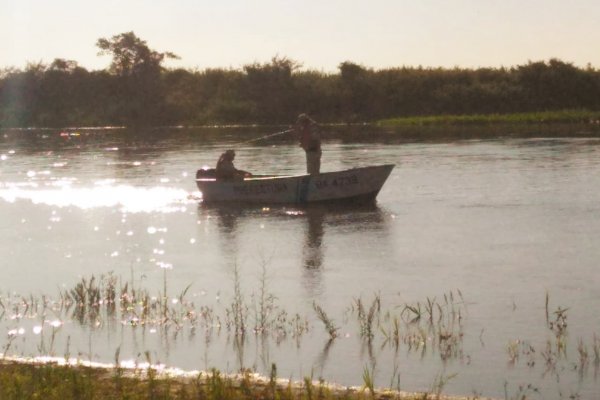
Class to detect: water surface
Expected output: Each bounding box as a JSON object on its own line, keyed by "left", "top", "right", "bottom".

{"left": 1, "top": 127, "right": 599, "bottom": 398}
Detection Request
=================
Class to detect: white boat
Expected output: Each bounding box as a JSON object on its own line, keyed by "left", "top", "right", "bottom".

{"left": 195, "top": 164, "right": 394, "bottom": 204}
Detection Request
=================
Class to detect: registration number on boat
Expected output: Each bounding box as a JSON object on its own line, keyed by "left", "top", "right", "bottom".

{"left": 315, "top": 174, "right": 358, "bottom": 189}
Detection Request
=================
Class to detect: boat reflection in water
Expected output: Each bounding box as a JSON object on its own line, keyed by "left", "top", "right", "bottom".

{"left": 303, "top": 205, "right": 325, "bottom": 270}
{"left": 199, "top": 203, "right": 389, "bottom": 375}
{"left": 198, "top": 202, "right": 389, "bottom": 297}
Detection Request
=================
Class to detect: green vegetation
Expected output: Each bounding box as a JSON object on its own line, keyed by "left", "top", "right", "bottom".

{"left": 377, "top": 109, "right": 600, "bottom": 127}
{"left": 2, "top": 31, "right": 600, "bottom": 128}
{"left": 0, "top": 360, "right": 479, "bottom": 400}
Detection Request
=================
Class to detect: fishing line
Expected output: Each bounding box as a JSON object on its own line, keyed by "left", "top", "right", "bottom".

{"left": 236, "top": 128, "right": 294, "bottom": 145}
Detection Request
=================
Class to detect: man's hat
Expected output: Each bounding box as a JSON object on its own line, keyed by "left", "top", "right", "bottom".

{"left": 296, "top": 113, "right": 312, "bottom": 124}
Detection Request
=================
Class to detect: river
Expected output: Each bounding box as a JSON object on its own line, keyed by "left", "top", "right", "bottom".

{"left": 1, "top": 126, "right": 599, "bottom": 399}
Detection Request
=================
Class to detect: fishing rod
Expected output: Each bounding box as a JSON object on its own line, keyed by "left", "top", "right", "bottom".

{"left": 238, "top": 128, "right": 294, "bottom": 145}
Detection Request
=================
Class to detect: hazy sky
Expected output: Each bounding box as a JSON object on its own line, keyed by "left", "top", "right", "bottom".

{"left": 2, "top": 0, "right": 600, "bottom": 72}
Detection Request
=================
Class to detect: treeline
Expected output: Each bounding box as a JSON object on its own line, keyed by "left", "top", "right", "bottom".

{"left": 1, "top": 32, "right": 600, "bottom": 128}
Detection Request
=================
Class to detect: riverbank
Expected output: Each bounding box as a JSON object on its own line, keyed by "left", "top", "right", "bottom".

{"left": 377, "top": 109, "right": 600, "bottom": 127}
{"left": 363, "top": 110, "right": 600, "bottom": 141}
{"left": 0, "top": 357, "right": 490, "bottom": 400}
{"left": 3, "top": 109, "right": 600, "bottom": 131}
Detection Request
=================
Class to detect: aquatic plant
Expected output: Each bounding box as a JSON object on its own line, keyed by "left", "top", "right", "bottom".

{"left": 361, "top": 364, "right": 375, "bottom": 396}
{"left": 506, "top": 340, "right": 536, "bottom": 368}
{"left": 593, "top": 334, "right": 600, "bottom": 369}
{"left": 380, "top": 314, "right": 401, "bottom": 351}
{"left": 503, "top": 381, "right": 540, "bottom": 400}
{"left": 225, "top": 264, "right": 248, "bottom": 337}
{"left": 312, "top": 302, "right": 339, "bottom": 339}
{"left": 430, "top": 371, "right": 457, "bottom": 400}
{"left": 577, "top": 338, "right": 589, "bottom": 377}
{"left": 354, "top": 294, "right": 380, "bottom": 341}
{"left": 4, "top": 275, "right": 600, "bottom": 399}
{"left": 377, "top": 290, "right": 467, "bottom": 364}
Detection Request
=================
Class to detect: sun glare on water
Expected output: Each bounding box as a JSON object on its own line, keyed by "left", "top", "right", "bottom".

{"left": 0, "top": 181, "right": 194, "bottom": 213}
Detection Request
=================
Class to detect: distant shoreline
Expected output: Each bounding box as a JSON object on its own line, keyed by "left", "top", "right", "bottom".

{"left": 376, "top": 109, "right": 600, "bottom": 127}
{"left": 2, "top": 109, "right": 600, "bottom": 139}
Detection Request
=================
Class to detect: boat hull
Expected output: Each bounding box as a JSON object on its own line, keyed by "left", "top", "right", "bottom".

{"left": 196, "top": 164, "right": 394, "bottom": 204}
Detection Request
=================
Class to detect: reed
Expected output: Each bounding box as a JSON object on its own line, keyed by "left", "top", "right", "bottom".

{"left": 362, "top": 364, "right": 375, "bottom": 396}
{"left": 577, "top": 338, "right": 589, "bottom": 374}
{"left": 593, "top": 334, "right": 600, "bottom": 368}
{"left": 401, "top": 303, "right": 422, "bottom": 324}
{"left": 40, "top": 270, "right": 308, "bottom": 348}
{"left": 250, "top": 262, "right": 291, "bottom": 338}
{"left": 4, "top": 283, "right": 468, "bottom": 367}
{"left": 0, "top": 358, "right": 462, "bottom": 399}
{"left": 502, "top": 295, "right": 600, "bottom": 398}
{"left": 226, "top": 264, "right": 248, "bottom": 337}
{"left": 389, "top": 361, "right": 401, "bottom": 393}
{"left": 548, "top": 306, "right": 569, "bottom": 338}
{"left": 354, "top": 294, "right": 380, "bottom": 341}
{"left": 303, "top": 374, "right": 314, "bottom": 400}
{"left": 268, "top": 363, "right": 277, "bottom": 398}
{"left": 424, "top": 297, "right": 437, "bottom": 325}
{"left": 545, "top": 291, "right": 550, "bottom": 324}
{"left": 312, "top": 302, "right": 339, "bottom": 339}
{"left": 254, "top": 263, "right": 272, "bottom": 334}
{"left": 503, "top": 382, "right": 540, "bottom": 400}
{"left": 550, "top": 307, "right": 569, "bottom": 358}
{"left": 540, "top": 339, "right": 557, "bottom": 372}
{"left": 5, "top": 278, "right": 600, "bottom": 399}
{"left": 429, "top": 372, "right": 457, "bottom": 400}
{"left": 388, "top": 291, "right": 466, "bottom": 363}
{"left": 380, "top": 315, "right": 401, "bottom": 351}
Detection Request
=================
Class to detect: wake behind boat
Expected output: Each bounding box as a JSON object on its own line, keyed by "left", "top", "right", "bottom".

{"left": 195, "top": 164, "right": 394, "bottom": 204}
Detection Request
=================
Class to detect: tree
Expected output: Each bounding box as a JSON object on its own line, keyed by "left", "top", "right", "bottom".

{"left": 338, "top": 61, "right": 372, "bottom": 121}
{"left": 243, "top": 56, "right": 300, "bottom": 122}
{"left": 0, "top": 62, "right": 46, "bottom": 126}
{"left": 96, "top": 32, "right": 179, "bottom": 126}
{"left": 96, "top": 32, "right": 178, "bottom": 77}
{"left": 48, "top": 58, "right": 80, "bottom": 73}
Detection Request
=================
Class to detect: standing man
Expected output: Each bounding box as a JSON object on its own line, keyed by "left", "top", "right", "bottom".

{"left": 294, "top": 113, "right": 321, "bottom": 174}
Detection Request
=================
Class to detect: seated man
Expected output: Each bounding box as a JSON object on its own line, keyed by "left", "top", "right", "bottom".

{"left": 215, "top": 150, "right": 251, "bottom": 181}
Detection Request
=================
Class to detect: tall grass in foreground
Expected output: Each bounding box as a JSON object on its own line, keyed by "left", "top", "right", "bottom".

{"left": 0, "top": 360, "right": 458, "bottom": 400}
{"left": 2, "top": 272, "right": 600, "bottom": 399}
{"left": 0, "top": 273, "right": 473, "bottom": 398}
